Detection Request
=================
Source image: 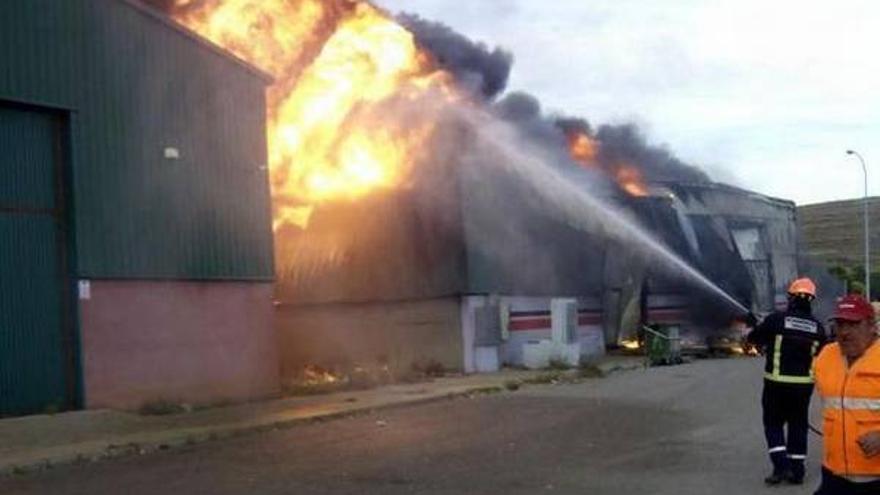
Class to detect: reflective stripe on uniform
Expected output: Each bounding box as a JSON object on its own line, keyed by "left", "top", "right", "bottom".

{"left": 824, "top": 397, "right": 880, "bottom": 411}
{"left": 788, "top": 454, "right": 807, "bottom": 460}
{"left": 845, "top": 474, "right": 880, "bottom": 483}
{"left": 764, "top": 372, "right": 814, "bottom": 384}
{"left": 773, "top": 334, "right": 782, "bottom": 375}
{"left": 765, "top": 334, "right": 815, "bottom": 384}
{"left": 769, "top": 446, "right": 787, "bottom": 453}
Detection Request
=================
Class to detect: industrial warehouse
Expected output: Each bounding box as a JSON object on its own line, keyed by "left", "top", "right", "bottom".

{"left": 1, "top": 0, "right": 278, "bottom": 416}
{"left": 276, "top": 168, "right": 803, "bottom": 375}
{"left": 0, "top": 0, "right": 835, "bottom": 419}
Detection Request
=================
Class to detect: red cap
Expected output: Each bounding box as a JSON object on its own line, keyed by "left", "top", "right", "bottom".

{"left": 832, "top": 294, "right": 875, "bottom": 322}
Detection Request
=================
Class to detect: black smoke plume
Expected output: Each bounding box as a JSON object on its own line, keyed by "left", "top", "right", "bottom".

{"left": 397, "top": 13, "right": 513, "bottom": 100}
{"left": 592, "top": 123, "right": 710, "bottom": 183}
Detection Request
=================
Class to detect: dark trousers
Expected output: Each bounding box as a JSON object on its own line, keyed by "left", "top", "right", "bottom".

{"left": 762, "top": 380, "right": 813, "bottom": 477}
{"left": 814, "top": 467, "right": 880, "bottom": 495}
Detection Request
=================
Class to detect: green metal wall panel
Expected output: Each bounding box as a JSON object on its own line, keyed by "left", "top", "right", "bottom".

{"left": 0, "top": 0, "right": 274, "bottom": 281}
{"left": 0, "top": 1, "right": 83, "bottom": 109}
{"left": 0, "top": 106, "right": 72, "bottom": 416}
{"left": 0, "top": 108, "right": 58, "bottom": 208}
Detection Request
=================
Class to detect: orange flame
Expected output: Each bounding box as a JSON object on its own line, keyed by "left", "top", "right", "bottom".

{"left": 170, "top": 0, "right": 454, "bottom": 229}
{"left": 565, "top": 130, "right": 649, "bottom": 197}
{"left": 615, "top": 165, "right": 649, "bottom": 197}
{"left": 302, "top": 364, "right": 342, "bottom": 385}
{"left": 565, "top": 130, "right": 598, "bottom": 167}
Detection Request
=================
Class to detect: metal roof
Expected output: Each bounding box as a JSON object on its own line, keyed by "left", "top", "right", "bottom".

{"left": 120, "top": 0, "right": 275, "bottom": 84}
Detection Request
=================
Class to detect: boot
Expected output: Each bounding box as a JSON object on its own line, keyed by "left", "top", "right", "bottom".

{"left": 764, "top": 471, "right": 785, "bottom": 485}
{"left": 786, "top": 461, "right": 805, "bottom": 485}
{"left": 765, "top": 450, "right": 789, "bottom": 485}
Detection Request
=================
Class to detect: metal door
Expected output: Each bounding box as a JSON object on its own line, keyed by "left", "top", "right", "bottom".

{"left": 0, "top": 103, "right": 75, "bottom": 416}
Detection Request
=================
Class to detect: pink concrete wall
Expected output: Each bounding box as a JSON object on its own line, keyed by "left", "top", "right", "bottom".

{"left": 80, "top": 281, "right": 279, "bottom": 410}
{"left": 276, "top": 297, "right": 463, "bottom": 383}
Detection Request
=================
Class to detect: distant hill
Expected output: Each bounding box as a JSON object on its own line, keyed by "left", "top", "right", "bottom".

{"left": 798, "top": 197, "right": 880, "bottom": 269}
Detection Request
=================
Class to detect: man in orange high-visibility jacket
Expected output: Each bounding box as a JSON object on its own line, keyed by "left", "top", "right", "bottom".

{"left": 814, "top": 294, "right": 880, "bottom": 494}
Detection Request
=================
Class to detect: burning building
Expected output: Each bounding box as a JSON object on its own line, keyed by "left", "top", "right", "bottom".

{"left": 0, "top": 0, "right": 278, "bottom": 415}
{"left": 610, "top": 182, "right": 801, "bottom": 350}
{"left": 0, "top": 0, "right": 809, "bottom": 419}
{"left": 146, "top": 0, "right": 803, "bottom": 376}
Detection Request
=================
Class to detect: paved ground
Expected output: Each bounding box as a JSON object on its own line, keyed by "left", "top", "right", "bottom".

{"left": 0, "top": 357, "right": 823, "bottom": 494}
{"left": 1, "top": 367, "right": 592, "bottom": 474}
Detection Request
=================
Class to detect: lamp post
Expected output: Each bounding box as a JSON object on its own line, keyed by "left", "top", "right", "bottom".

{"left": 846, "top": 150, "right": 870, "bottom": 299}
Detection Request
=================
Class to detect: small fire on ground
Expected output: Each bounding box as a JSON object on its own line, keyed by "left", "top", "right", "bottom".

{"left": 730, "top": 344, "right": 759, "bottom": 356}
{"left": 285, "top": 363, "right": 398, "bottom": 395}
{"left": 301, "top": 364, "right": 344, "bottom": 386}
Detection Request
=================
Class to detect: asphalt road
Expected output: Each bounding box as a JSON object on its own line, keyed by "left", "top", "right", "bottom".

{"left": 1, "top": 357, "right": 822, "bottom": 495}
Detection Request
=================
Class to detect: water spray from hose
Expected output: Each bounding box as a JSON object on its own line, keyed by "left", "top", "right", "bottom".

{"left": 462, "top": 108, "right": 749, "bottom": 315}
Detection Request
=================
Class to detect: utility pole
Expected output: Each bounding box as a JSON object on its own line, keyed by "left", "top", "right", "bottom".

{"left": 847, "top": 150, "right": 870, "bottom": 299}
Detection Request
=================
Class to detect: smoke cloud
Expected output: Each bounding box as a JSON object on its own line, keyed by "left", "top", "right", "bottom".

{"left": 490, "top": 91, "right": 712, "bottom": 191}
{"left": 591, "top": 123, "right": 711, "bottom": 183}
{"left": 141, "top": 0, "right": 710, "bottom": 185}
{"left": 493, "top": 92, "right": 574, "bottom": 159}
{"left": 397, "top": 13, "right": 513, "bottom": 100}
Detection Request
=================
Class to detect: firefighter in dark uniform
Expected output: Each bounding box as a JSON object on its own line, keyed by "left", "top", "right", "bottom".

{"left": 747, "top": 277, "right": 827, "bottom": 485}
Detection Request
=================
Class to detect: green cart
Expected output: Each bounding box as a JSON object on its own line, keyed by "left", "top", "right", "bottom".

{"left": 643, "top": 325, "right": 683, "bottom": 366}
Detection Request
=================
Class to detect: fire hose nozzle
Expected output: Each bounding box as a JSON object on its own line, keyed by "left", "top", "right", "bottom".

{"left": 744, "top": 312, "right": 758, "bottom": 328}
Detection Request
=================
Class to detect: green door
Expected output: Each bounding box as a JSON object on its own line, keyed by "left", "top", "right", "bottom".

{"left": 0, "top": 104, "right": 75, "bottom": 416}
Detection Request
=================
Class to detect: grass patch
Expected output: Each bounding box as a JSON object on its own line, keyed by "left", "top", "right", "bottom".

{"left": 466, "top": 386, "right": 504, "bottom": 396}
{"left": 503, "top": 380, "right": 521, "bottom": 391}
{"left": 577, "top": 364, "right": 605, "bottom": 379}
{"left": 522, "top": 371, "right": 566, "bottom": 385}
{"left": 284, "top": 384, "right": 341, "bottom": 396}
{"left": 138, "top": 400, "right": 187, "bottom": 416}
{"left": 546, "top": 359, "right": 573, "bottom": 371}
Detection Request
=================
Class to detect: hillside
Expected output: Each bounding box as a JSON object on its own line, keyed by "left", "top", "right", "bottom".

{"left": 798, "top": 197, "right": 880, "bottom": 269}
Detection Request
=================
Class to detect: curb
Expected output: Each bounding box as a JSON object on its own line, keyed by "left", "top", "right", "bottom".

{"left": 0, "top": 385, "right": 505, "bottom": 477}
{"left": 1, "top": 360, "right": 645, "bottom": 477}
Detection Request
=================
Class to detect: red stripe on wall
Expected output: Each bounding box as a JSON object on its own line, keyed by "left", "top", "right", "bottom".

{"left": 647, "top": 309, "right": 687, "bottom": 323}
{"left": 578, "top": 315, "right": 602, "bottom": 325}
{"left": 509, "top": 318, "right": 552, "bottom": 331}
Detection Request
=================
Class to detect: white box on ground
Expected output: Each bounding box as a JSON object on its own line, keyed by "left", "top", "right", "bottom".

{"left": 579, "top": 328, "right": 605, "bottom": 360}
{"left": 522, "top": 340, "right": 580, "bottom": 369}
{"left": 522, "top": 340, "right": 553, "bottom": 369}
{"left": 555, "top": 342, "right": 581, "bottom": 367}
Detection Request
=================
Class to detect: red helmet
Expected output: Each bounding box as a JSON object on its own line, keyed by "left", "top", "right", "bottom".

{"left": 788, "top": 277, "right": 817, "bottom": 297}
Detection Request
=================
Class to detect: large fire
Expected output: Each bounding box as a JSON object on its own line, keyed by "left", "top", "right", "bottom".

{"left": 170, "top": 0, "right": 454, "bottom": 229}
{"left": 564, "top": 130, "right": 648, "bottom": 197}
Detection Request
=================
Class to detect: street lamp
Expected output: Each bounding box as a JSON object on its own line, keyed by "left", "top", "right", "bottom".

{"left": 846, "top": 150, "right": 870, "bottom": 299}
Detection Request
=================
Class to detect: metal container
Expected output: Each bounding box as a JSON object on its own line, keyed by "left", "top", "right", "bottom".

{"left": 644, "top": 325, "right": 683, "bottom": 366}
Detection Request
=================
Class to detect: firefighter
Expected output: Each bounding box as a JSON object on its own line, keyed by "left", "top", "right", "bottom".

{"left": 747, "top": 277, "right": 827, "bottom": 485}
{"left": 813, "top": 294, "right": 880, "bottom": 494}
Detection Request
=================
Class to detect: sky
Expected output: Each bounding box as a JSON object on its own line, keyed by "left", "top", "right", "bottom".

{"left": 375, "top": 0, "right": 880, "bottom": 206}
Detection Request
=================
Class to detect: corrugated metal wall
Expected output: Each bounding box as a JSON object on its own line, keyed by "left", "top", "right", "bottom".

{"left": 671, "top": 183, "right": 798, "bottom": 310}
{"left": 0, "top": 0, "right": 274, "bottom": 281}
{"left": 0, "top": 104, "right": 74, "bottom": 416}
{"left": 461, "top": 162, "right": 608, "bottom": 297}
